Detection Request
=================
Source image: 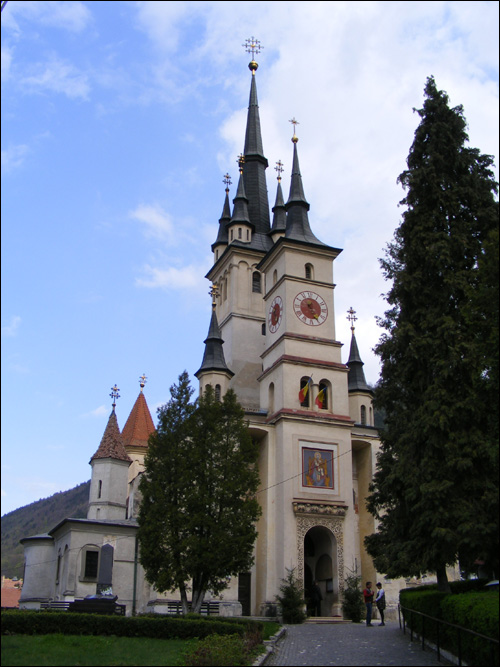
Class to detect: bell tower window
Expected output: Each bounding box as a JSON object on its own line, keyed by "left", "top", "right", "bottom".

{"left": 305, "top": 263, "right": 314, "bottom": 280}
{"left": 252, "top": 271, "right": 262, "bottom": 293}
{"left": 360, "top": 405, "right": 366, "bottom": 425}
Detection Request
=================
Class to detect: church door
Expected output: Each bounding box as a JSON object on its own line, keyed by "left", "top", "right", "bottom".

{"left": 238, "top": 572, "right": 251, "bottom": 616}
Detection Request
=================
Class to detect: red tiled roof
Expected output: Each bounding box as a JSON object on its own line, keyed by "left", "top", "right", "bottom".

{"left": 1, "top": 587, "right": 21, "bottom": 608}
{"left": 122, "top": 392, "right": 155, "bottom": 449}
{"left": 90, "top": 410, "right": 132, "bottom": 463}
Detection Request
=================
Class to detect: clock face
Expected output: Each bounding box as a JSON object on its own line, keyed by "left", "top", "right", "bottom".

{"left": 268, "top": 296, "right": 283, "bottom": 333}
{"left": 293, "top": 291, "right": 328, "bottom": 326}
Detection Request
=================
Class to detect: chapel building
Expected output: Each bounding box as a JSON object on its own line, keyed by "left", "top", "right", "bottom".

{"left": 20, "top": 51, "right": 380, "bottom": 618}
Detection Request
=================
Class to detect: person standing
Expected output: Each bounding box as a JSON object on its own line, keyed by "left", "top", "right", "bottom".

{"left": 363, "top": 581, "right": 374, "bottom": 626}
{"left": 375, "top": 582, "right": 386, "bottom": 626}
{"left": 311, "top": 580, "right": 323, "bottom": 617}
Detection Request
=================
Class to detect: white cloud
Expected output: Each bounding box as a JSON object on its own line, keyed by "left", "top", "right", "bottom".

{"left": 20, "top": 57, "right": 90, "bottom": 100}
{"left": 1, "top": 315, "right": 21, "bottom": 337}
{"left": 2, "top": 1, "right": 92, "bottom": 34}
{"left": 136, "top": 264, "right": 202, "bottom": 290}
{"left": 129, "top": 203, "right": 175, "bottom": 240}
{"left": 81, "top": 405, "right": 108, "bottom": 418}
{"left": 1, "top": 145, "right": 29, "bottom": 174}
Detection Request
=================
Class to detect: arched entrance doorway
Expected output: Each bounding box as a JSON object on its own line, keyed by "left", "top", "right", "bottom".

{"left": 304, "top": 526, "right": 338, "bottom": 617}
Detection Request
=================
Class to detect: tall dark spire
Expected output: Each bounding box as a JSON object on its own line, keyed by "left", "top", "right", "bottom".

{"left": 240, "top": 41, "right": 272, "bottom": 251}
{"left": 285, "top": 129, "right": 325, "bottom": 246}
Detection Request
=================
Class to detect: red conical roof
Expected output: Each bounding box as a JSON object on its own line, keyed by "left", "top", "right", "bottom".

{"left": 90, "top": 410, "right": 132, "bottom": 463}
{"left": 122, "top": 391, "right": 155, "bottom": 449}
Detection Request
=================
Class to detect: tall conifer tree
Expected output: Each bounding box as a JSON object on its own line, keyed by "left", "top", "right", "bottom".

{"left": 365, "top": 77, "right": 499, "bottom": 590}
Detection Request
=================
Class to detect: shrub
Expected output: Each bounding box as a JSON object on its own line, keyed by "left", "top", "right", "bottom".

{"left": 275, "top": 568, "right": 307, "bottom": 624}
{"left": 181, "top": 633, "right": 248, "bottom": 666}
{"left": 341, "top": 574, "right": 365, "bottom": 623}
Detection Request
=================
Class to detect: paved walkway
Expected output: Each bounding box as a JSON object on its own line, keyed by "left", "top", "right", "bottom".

{"left": 267, "top": 621, "right": 448, "bottom": 666}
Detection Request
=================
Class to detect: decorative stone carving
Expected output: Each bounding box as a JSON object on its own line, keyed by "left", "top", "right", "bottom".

{"left": 293, "top": 501, "right": 346, "bottom": 517}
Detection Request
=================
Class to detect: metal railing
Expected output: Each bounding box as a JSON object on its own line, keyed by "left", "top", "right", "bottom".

{"left": 398, "top": 604, "right": 499, "bottom": 666}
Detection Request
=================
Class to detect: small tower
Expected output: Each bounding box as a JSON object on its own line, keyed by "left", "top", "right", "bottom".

{"left": 87, "top": 385, "right": 132, "bottom": 520}
{"left": 227, "top": 155, "right": 254, "bottom": 245}
{"left": 346, "top": 308, "right": 374, "bottom": 426}
{"left": 269, "top": 160, "right": 286, "bottom": 243}
{"left": 212, "top": 174, "right": 232, "bottom": 263}
{"left": 122, "top": 374, "right": 155, "bottom": 482}
{"left": 195, "top": 284, "right": 234, "bottom": 399}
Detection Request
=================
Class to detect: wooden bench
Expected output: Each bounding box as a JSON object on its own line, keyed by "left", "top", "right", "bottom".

{"left": 40, "top": 601, "right": 73, "bottom": 611}
{"left": 68, "top": 599, "right": 126, "bottom": 615}
{"left": 164, "top": 600, "right": 220, "bottom": 615}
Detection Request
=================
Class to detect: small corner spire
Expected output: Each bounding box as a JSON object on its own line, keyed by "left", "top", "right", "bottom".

{"left": 139, "top": 374, "right": 147, "bottom": 392}
{"left": 110, "top": 384, "right": 120, "bottom": 411}
{"left": 347, "top": 307, "right": 358, "bottom": 333}
{"left": 243, "top": 36, "right": 263, "bottom": 74}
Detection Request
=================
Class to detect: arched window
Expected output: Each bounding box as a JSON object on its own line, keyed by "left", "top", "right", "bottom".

{"left": 98, "top": 480, "right": 102, "bottom": 499}
{"left": 299, "top": 377, "right": 312, "bottom": 408}
{"left": 305, "top": 263, "right": 314, "bottom": 280}
{"left": 252, "top": 271, "right": 262, "bottom": 293}
{"left": 215, "top": 384, "right": 221, "bottom": 402}
{"left": 246, "top": 229, "right": 250, "bottom": 241}
{"left": 316, "top": 381, "right": 329, "bottom": 410}
{"left": 360, "top": 405, "right": 367, "bottom": 425}
{"left": 238, "top": 227, "right": 242, "bottom": 239}
{"left": 273, "top": 269, "right": 278, "bottom": 285}
{"left": 230, "top": 229, "right": 234, "bottom": 241}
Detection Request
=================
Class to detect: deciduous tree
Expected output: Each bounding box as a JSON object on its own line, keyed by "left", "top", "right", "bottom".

{"left": 138, "top": 373, "right": 261, "bottom": 612}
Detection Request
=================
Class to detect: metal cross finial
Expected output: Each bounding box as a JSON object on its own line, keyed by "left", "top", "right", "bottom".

{"left": 237, "top": 153, "right": 245, "bottom": 174}
{"left": 110, "top": 384, "right": 120, "bottom": 410}
{"left": 209, "top": 283, "right": 220, "bottom": 309}
{"left": 275, "top": 160, "right": 284, "bottom": 182}
{"left": 289, "top": 117, "right": 299, "bottom": 143}
{"left": 223, "top": 173, "right": 232, "bottom": 193}
{"left": 243, "top": 36, "right": 263, "bottom": 59}
{"left": 139, "top": 374, "right": 147, "bottom": 392}
{"left": 347, "top": 307, "right": 358, "bottom": 332}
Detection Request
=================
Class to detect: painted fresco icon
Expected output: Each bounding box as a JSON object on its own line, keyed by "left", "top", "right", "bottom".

{"left": 303, "top": 448, "right": 333, "bottom": 489}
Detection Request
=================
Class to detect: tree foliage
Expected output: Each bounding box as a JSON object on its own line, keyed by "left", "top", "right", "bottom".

{"left": 365, "top": 77, "right": 499, "bottom": 590}
{"left": 138, "top": 372, "right": 261, "bottom": 613}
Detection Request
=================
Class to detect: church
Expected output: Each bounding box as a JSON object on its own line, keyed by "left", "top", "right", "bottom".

{"left": 20, "top": 43, "right": 382, "bottom": 618}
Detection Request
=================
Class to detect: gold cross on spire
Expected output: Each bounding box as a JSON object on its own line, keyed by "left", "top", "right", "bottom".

{"left": 209, "top": 283, "right": 220, "bottom": 309}
{"left": 139, "top": 374, "right": 147, "bottom": 392}
{"left": 110, "top": 384, "right": 120, "bottom": 410}
{"left": 289, "top": 117, "right": 299, "bottom": 143}
{"left": 347, "top": 307, "right": 358, "bottom": 333}
{"left": 275, "top": 160, "right": 284, "bottom": 182}
{"left": 237, "top": 153, "right": 245, "bottom": 174}
{"left": 223, "top": 173, "right": 232, "bottom": 192}
{"left": 243, "top": 36, "right": 263, "bottom": 74}
{"left": 243, "top": 36, "right": 263, "bottom": 59}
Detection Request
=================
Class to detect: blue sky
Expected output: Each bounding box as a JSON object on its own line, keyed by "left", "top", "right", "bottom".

{"left": 1, "top": 1, "right": 498, "bottom": 516}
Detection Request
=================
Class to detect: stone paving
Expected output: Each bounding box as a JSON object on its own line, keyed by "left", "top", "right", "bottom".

{"left": 266, "top": 621, "right": 448, "bottom": 666}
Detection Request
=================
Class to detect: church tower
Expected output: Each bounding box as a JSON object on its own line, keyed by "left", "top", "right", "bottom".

{"left": 198, "top": 41, "right": 381, "bottom": 617}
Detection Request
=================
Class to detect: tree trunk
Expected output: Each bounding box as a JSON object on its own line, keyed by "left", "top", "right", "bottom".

{"left": 191, "top": 587, "right": 206, "bottom": 613}
{"left": 435, "top": 564, "right": 451, "bottom": 593}
{"left": 180, "top": 585, "right": 190, "bottom": 615}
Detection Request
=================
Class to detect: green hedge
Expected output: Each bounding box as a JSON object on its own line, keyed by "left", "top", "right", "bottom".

{"left": 1, "top": 611, "right": 247, "bottom": 640}
{"left": 400, "top": 588, "right": 499, "bottom": 667}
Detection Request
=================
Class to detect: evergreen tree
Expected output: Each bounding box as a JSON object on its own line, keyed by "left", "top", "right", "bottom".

{"left": 365, "top": 77, "right": 499, "bottom": 590}
{"left": 138, "top": 373, "right": 261, "bottom": 613}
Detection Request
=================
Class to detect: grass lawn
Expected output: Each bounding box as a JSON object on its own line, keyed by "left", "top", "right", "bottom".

{"left": 1, "top": 634, "right": 197, "bottom": 666}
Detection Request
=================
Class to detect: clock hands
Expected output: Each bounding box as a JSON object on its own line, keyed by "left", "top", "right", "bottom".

{"left": 306, "top": 300, "right": 319, "bottom": 319}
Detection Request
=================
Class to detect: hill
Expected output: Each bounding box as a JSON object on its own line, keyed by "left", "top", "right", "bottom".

{"left": 1, "top": 481, "right": 90, "bottom": 579}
